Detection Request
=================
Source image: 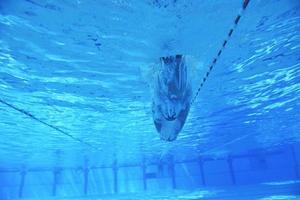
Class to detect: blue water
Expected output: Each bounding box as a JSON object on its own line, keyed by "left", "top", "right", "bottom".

{"left": 0, "top": 0, "right": 300, "bottom": 199}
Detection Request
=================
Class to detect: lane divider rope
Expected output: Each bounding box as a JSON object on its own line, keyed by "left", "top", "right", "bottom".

{"left": 191, "top": 0, "right": 250, "bottom": 105}
{"left": 0, "top": 98, "right": 100, "bottom": 150}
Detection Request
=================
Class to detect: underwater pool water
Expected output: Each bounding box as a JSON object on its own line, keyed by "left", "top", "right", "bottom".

{"left": 0, "top": 0, "right": 300, "bottom": 199}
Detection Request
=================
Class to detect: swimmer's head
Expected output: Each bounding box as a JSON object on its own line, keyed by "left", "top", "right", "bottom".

{"left": 161, "top": 96, "right": 182, "bottom": 121}
{"left": 153, "top": 86, "right": 189, "bottom": 142}
{"left": 154, "top": 104, "right": 190, "bottom": 142}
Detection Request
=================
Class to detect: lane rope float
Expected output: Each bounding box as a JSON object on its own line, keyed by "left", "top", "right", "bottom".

{"left": 0, "top": 98, "right": 100, "bottom": 150}
{"left": 191, "top": 0, "right": 250, "bottom": 105}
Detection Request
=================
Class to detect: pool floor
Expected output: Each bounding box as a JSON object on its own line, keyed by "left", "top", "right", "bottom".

{"left": 17, "top": 180, "right": 300, "bottom": 200}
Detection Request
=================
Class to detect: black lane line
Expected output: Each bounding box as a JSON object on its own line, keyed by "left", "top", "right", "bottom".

{"left": 0, "top": 98, "right": 99, "bottom": 150}
{"left": 191, "top": 0, "right": 251, "bottom": 105}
